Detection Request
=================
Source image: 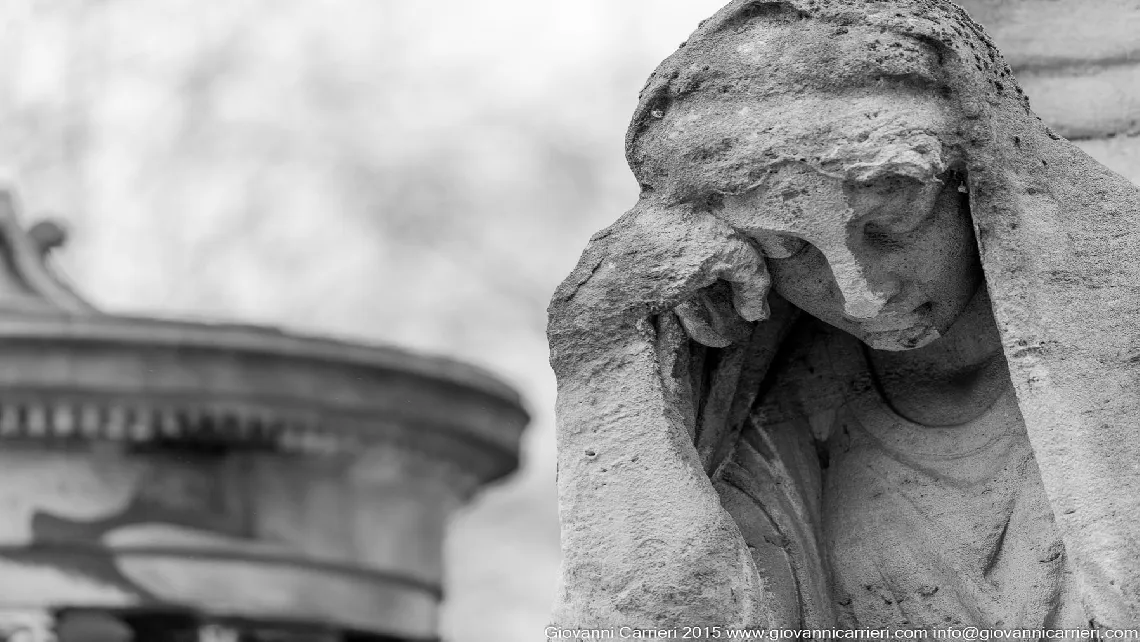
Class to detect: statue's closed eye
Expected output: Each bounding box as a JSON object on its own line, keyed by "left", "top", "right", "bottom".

{"left": 851, "top": 174, "right": 925, "bottom": 197}
{"left": 851, "top": 173, "right": 942, "bottom": 247}
{"left": 757, "top": 234, "right": 807, "bottom": 259}
{"left": 862, "top": 221, "right": 909, "bottom": 251}
{"left": 865, "top": 213, "right": 926, "bottom": 237}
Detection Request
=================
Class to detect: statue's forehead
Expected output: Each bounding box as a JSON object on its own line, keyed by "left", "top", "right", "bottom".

{"left": 657, "top": 92, "right": 954, "bottom": 188}
{"left": 667, "top": 91, "right": 948, "bottom": 142}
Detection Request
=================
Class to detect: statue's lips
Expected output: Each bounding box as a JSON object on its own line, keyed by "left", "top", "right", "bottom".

{"left": 857, "top": 309, "right": 930, "bottom": 333}
{"left": 850, "top": 298, "right": 933, "bottom": 334}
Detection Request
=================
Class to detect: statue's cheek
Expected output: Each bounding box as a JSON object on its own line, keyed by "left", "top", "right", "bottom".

{"left": 768, "top": 250, "right": 848, "bottom": 322}
{"left": 893, "top": 213, "right": 981, "bottom": 323}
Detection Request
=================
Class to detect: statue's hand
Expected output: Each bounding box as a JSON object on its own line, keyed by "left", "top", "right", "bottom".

{"left": 549, "top": 198, "right": 777, "bottom": 629}
{"left": 549, "top": 198, "right": 771, "bottom": 358}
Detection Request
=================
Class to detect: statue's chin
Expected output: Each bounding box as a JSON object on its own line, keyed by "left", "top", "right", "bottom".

{"left": 861, "top": 324, "right": 942, "bottom": 351}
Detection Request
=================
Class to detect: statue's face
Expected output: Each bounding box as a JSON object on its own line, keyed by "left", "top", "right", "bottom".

{"left": 709, "top": 95, "right": 981, "bottom": 351}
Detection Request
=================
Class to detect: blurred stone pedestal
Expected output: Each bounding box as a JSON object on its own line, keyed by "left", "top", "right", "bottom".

{"left": 0, "top": 193, "right": 528, "bottom": 642}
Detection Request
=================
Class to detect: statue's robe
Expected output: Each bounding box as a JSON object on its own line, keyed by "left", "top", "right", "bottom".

{"left": 717, "top": 317, "right": 1087, "bottom": 629}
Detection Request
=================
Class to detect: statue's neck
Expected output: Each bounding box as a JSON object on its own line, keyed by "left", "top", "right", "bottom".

{"left": 865, "top": 287, "right": 1009, "bottom": 427}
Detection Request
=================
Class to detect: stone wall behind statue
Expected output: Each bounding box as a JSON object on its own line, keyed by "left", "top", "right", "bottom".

{"left": 957, "top": 0, "right": 1140, "bottom": 184}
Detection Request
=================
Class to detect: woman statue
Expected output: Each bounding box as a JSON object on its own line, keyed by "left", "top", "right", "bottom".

{"left": 548, "top": 0, "right": 1140, "bottom": 633}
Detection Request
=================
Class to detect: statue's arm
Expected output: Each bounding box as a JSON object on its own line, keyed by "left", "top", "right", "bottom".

{"left": 547, "top": 199, "right": 779, "bottom": 630}
{"left": 551, "top": 316, "right": 774, "bottom": 630}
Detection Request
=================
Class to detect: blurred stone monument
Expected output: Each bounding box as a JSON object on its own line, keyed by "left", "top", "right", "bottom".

{"left": 0, "top": 191, "right": 527, "bottom": 642}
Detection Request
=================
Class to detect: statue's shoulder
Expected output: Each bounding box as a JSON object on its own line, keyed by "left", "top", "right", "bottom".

{"left": 753, "top": 317, "right": 865, "bottom": 440}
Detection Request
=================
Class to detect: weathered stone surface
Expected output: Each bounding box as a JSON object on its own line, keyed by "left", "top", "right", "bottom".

{"left": 550, "top": 0, "right": 1140, "bottom": 634}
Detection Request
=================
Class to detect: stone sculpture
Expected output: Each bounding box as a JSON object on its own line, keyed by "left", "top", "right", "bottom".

{"left": 548, "top": 0, "right": 1140, "bottom": 634}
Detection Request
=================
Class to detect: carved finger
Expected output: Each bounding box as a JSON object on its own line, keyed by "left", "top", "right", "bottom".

{"left": 719, "top": 241, "right": 772, "bottom": 322}
{"left": 675, "top": 297, "right": 732, "bottom": 348}
{"left": 675, "top": 283, "right": 754, "bottom": 347}
{"left": 703, "top": 282, "right": 754, "bottom": 342}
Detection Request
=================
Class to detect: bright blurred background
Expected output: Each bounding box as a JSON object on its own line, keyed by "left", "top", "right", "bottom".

{"left": 0, "top": 3, "right": 729, "bottom": 640}
{"left": 0, "top": 2, "right": 1136, "bottom": 641}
